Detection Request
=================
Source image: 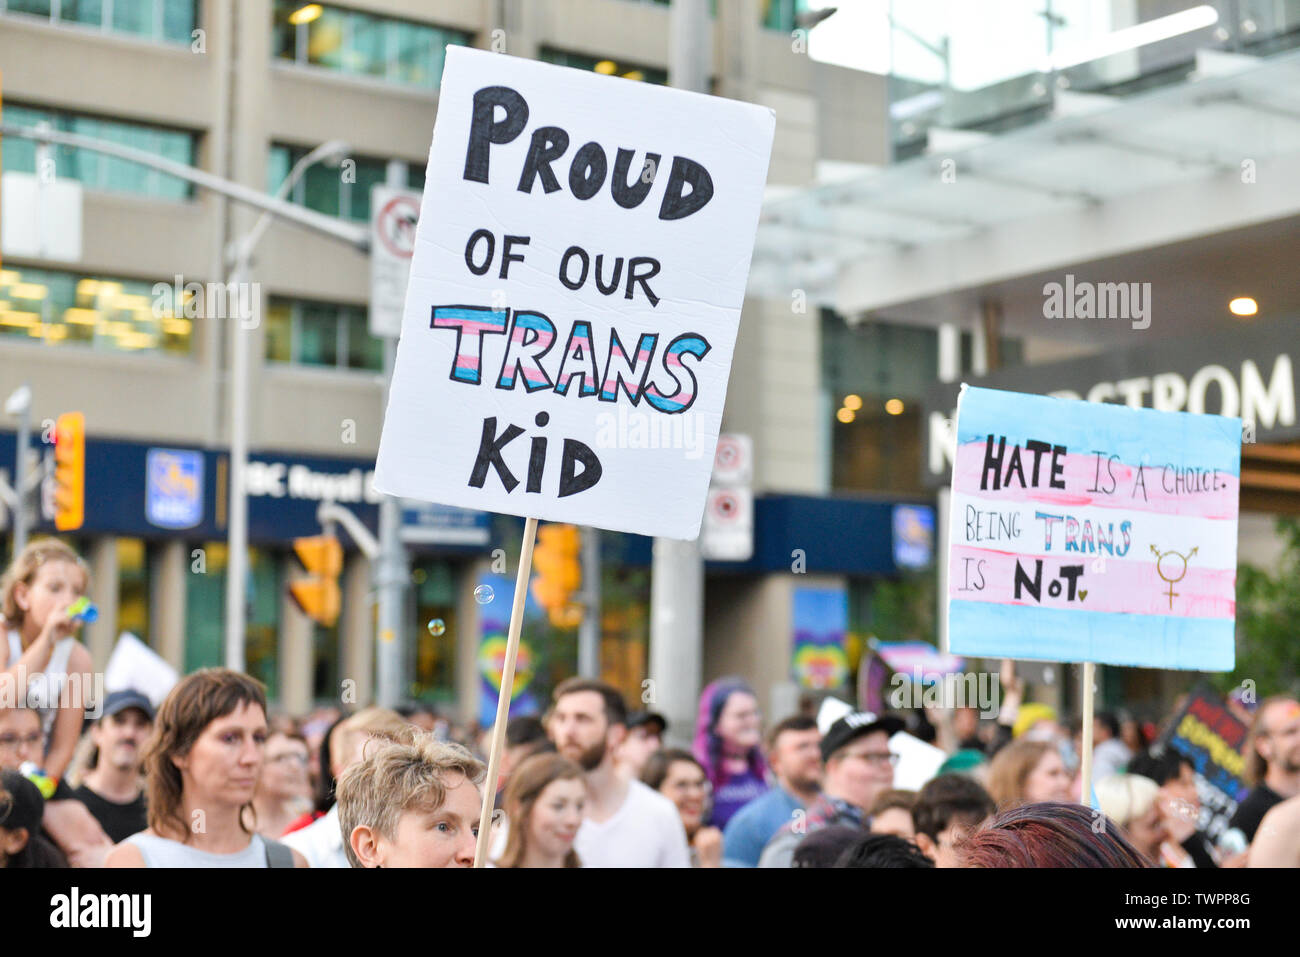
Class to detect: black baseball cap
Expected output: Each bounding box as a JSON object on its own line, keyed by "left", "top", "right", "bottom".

{"left": 820, "top": 712, "right": 906, "bottom": 762}
{"left": 626, "top": 711, "right": 667, "bottom": 735}
{"left": 101, "top": 690, "right": 156, "bottom": 723}
{"left": 0, "top": 769, "right": 45, "bottom": 833}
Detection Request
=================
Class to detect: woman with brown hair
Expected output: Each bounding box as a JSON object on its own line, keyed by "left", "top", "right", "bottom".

{"left": 987, "top": 739, "right": 1073, "bottom": 809}
{"left": 494, "top": 752, "right": 585, "bottom": 868}
{"left": 104, "top": 668, "right": 306, "bottom": 868}
{"left": 0, "top": 539, "right": 95, "bottom": 783}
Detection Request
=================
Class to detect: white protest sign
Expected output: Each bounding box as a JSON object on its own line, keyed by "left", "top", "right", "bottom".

{"left": 369, "top": 185, "right": 421, "bottom": 338}
{"left": 103, "top": 632, "right": 178, "bottom": 708}
{"left": 373, "top": 48, "right": 775, "bottom": 540}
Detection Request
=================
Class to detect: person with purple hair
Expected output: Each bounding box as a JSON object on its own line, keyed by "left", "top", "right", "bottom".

{"left": 693, "top": 677, "right": 769, "bottom": 830}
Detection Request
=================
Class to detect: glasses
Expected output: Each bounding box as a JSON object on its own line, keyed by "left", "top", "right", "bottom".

{"left": 267, "top": 752, "right": 309, "bottom": 767}
{"left": 0, "top": 732, "right": 43, "bottom": 751}
{"left": 844, "top": 750, "right": 899, "bottom": 767}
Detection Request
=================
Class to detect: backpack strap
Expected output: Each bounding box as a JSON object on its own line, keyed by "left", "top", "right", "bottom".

{"left": 264, "top": 838, "right": 296, "bottom": 868}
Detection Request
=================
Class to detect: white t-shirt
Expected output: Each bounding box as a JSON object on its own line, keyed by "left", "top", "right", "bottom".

{"left": 574, "top": 779, "right": 691, "bottom": 868}
{"left": 281, "top": 804, "right": 349, "bottom": 869}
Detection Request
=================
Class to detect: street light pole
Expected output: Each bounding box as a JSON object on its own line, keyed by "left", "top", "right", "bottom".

{"left": 4, "top": 386, "right": 32, "bottom": 558}
{"left": 224, "top": 141, "right": 351, "bottom": 673}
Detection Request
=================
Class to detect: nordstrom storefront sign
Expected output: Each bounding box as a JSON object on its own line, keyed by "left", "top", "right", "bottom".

{"left": 923, "top": 322, "right": 1299, "bottom": 486}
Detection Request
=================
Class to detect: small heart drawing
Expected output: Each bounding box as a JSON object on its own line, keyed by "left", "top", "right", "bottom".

{"left": 1079, "top": 590, "right": 1088, "bottom": 601}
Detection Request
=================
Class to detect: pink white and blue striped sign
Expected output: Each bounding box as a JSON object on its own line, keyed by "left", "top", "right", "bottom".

{"left": 946, "top": 385, "right": 1240, "bottom": 671}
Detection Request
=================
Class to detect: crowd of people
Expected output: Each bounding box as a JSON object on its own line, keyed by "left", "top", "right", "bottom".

{"left": 1, "top": 537, "right": 1298, "bottom": 868}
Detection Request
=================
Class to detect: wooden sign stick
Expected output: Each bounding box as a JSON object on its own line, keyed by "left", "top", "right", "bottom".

{"left": 473, "top": 515, "right": 539, "bottom": 868}
{"left": 1079, "top": 661, "right": 1096, "bottom": 807}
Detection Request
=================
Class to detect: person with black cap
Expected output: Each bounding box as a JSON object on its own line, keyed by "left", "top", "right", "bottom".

{"left": 69, "top": 689, "right": 153, "bottom": 843}
{"left": 757, "top": 711, "right": 904, "bottom": 868}
{"left": 1, "top": 768, "right": 68, "bottom": 867}
{"left": 616, "top": 710, "right": 666, "bottom": 780}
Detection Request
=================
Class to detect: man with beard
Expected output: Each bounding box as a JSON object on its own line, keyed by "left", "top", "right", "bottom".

{"left": 69, "top": 690, "right": 153, "bottom": 842}
{"left": 548, "top": 678, "right": 689, "bottom": 867}
{"left": 722, "top": 715, "right": 822, "bottom": 867}
{"left": 1230, "top": 696, "right": 1300, "bottom": 842}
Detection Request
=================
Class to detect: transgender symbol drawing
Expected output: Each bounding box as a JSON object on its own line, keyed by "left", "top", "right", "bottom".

{"left": 1150, "top": 544, "right": 1199, "bottom": 610}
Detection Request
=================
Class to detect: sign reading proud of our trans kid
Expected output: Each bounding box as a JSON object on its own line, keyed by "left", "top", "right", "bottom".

{"left": 374, "top": 47, "right": 775, "bottom": 539}
{"left": 946, "top": 386, "right": 1240, "bottom": 670}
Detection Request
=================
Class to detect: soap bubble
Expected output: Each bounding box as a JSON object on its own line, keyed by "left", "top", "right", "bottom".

{"left": 474, "top": 585, "right": 495, "bottom": 605}
{"left": 426, "top": 619, "right": 446, "bottom": 637}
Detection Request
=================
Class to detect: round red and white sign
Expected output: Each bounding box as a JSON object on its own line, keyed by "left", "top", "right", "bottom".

{"left": 376, "top": 195, "right": 420, "bottom": 259}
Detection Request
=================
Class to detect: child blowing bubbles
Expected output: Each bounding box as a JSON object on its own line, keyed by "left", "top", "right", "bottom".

{"left": 0, "top": 540, "right": 96, "bottom": 784}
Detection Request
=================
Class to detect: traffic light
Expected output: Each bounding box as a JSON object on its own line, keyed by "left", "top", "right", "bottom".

{"left": 530, "top": 523, "right": 583, "bottom": 628}
{"left": 289, "top": 535, "right": 342, "bottom": 627}
{"left": 53, "top": 412, "right": 84, "bottom": 531}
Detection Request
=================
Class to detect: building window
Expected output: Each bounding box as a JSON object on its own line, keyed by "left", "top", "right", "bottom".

{"left": 410, "top": 560, "right": 457, "bottom": 705}
{"left": 266, "top": 297, "right": 381, "bottom": 371}
{"left": 183, "top": 543, "right": 282, "bottom": 699}
{"left": 538, "top": 48, "right": 668, "bottom": 85}
{"left": 0, "top": 265, "right": 194, "bottom": 356}
{"left": 267, "top": 144, "right": 424, "bottom": 223}
{"left": 117, "top": 538, "right": 152, "bottom": 644}
{"left": 760, "top": 0, "right": 810, "bottom": 32}
{"left": 271, "top": 1, "right": 471, "bottom": 90}
{"left": 0, "top": 0, "right": 196, "bottom": 45}
{"left": 2, "top": 103, "right": 196, "bottom": 201}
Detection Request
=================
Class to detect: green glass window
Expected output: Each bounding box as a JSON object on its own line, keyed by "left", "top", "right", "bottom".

{"left": 161, "top": 0, "right": 194, "bottom": 43}
{"left": 9, "top": 0, "right": 194, "bottom": 43}
{"left": 538, "top": 48, "right": 668, "bottom": 85}
{"left": 266, "top": 298, "right": 382, "bottom": 371}
{"left": 298, "top": 302, "right": 340, "bottom": 367}
{"left": 1, "top": 103, "right": 194, "bottom": 200}
{"left": 60, "top": 0, "right": 103, "bottom": 27}
{"left": 269, "top": 142, "right": 423, "bottom": 222}
{"left": 272, "top": 0, "right": 471, "bottom": 90}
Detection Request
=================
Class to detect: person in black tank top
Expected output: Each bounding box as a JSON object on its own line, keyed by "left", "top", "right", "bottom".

{"left": 69, "top": 691, "right": 154, "bottom": 843}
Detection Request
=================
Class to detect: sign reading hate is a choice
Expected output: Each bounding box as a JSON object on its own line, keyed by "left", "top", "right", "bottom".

{"left": 946, "top": 386, "right": 1241, "bottom": 671}
{"left": 374, "top": 48, "right": 775, "bottom": 539}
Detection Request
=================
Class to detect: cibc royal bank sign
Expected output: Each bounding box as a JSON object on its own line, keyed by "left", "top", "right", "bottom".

{"left": 923, "top": 322, "right": 1299, "bottom": 487}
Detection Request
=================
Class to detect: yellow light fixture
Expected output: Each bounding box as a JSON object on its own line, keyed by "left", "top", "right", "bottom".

{"left": 843, "top": 394, "right": 863, "bottom": 411}
{"left": 0, "top": 311, "right": 40, "bottom": 327}
{"left": 9, "top": 283, "right": 47, "bottom": 300}
{"left": 117, "top": 332, "right": 158, "bottom": 350}
{"left": 0, "top": 270, "right": 21, "bottom": 285}
{"left": 76, "top": 279, "right": 101, "bottom": 298}
{"left": 622, "top": 70, "right": 645, "bottom": 82}
{"left": 288, "top": 3, "right": 323, "bottom": 25}
{"left": 594, "top": 60, "right": 617, "bottom": 75}
{"left": 162, "top": 318, "right": 193, "bottom": 336}
{"left": 1229, "top": 297, "right": 1257, "bottom": 317}
{"left": 63, "top": 308, "right": 100, "bottom": 325}
{"left": 836, "top": 407, "right": 855, "bottom": 424}
{"left": 27, "top": 323, "right": 45, "bottom": 337}
{"left": 885, "top": 398, "right": 905, "bottom": 416}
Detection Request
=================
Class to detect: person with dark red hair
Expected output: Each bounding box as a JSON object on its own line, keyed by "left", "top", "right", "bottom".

{"left": 951, "top": 802, "right": 1151, "bottom": 868}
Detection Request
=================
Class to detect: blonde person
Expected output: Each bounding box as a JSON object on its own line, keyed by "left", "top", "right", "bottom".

{"left": 987, "top": 739, "right": 1073, "bottom": 810}
{"left": 282, "top": 706, "right": 410, "bottom": 867}
{"left": 104, "top": 669, "right": 307, "bottom": 868}
{"left": 337, "top": 728, "right": 487, "bottom": 868}
{"left": 0, "top": 539, "right": 95, "bottom": 783}
{"left": 495, "top": 752, "right": 586, "bottom": 868}
{"left": 1095, "top": 773, "right": 1189, "bottom": 867}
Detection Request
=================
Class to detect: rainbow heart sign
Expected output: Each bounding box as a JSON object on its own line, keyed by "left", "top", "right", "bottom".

{"left": 476, "top": 572, "right": 541, "bottom": 726}
{"left": 791, "top": 586, "right": 850, "bottom": 690}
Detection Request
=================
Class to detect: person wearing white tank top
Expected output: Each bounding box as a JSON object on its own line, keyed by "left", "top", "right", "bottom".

{"left": 104, "top": 669, "right": 308, "bottom": 868}
{"left": 0, "top": 540, "right": 95, "bottom": 783}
